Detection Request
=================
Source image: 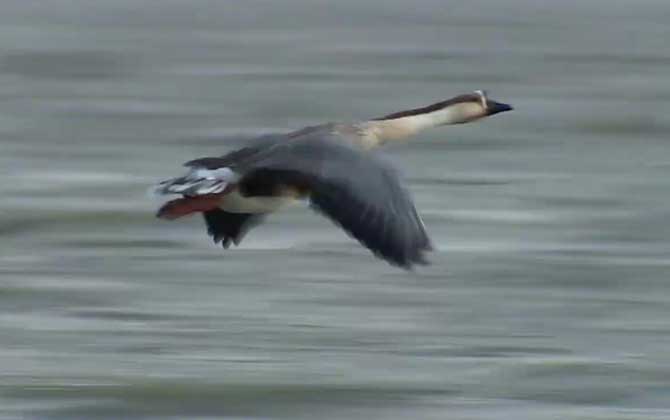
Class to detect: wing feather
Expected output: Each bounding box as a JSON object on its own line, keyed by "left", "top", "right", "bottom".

{"left": 240, "top": 135, "right": 432, "bottom": 268}
{"left": 155, "top": 127, "right": 432, "bottom": 268}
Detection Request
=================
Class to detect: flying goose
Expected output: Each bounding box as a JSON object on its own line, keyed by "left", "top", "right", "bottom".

{"left": 154, "top": 90, "right": 513, "bottom": 268}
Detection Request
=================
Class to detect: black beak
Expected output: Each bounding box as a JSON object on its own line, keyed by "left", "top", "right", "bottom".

{"left": 487, "top": 100, "right": 513, "bottom": 116}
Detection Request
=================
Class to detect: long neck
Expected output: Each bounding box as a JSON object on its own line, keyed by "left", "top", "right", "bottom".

{"left": 362, "top": 105, "right": 469, "bottom": 148}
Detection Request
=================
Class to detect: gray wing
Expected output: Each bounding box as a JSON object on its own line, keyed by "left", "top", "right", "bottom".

{"left": 239, "top": 134, "right": 433, "bottom": 268}
{"left": 155, "top": 133, "right": 287, "bottom": 196}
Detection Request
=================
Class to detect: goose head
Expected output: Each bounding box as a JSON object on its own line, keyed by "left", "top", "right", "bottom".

{"left": 373, "top": 90, "right": 513, "bottom": 127}
{"left": 435, "top": 90, "right": 514, "bottom": 125}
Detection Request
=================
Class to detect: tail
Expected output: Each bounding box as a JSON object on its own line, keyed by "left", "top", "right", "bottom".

{"left": 152, "top": 167, "right": 238, "bottom": 197}
{"left": 153, "top": 166, "right": 240, "bottom": 219}
{"left": 156, "top": 193, "right": 226, "bottom": 219}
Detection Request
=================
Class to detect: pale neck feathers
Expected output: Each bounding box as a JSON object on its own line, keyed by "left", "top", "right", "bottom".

{"left": 360, "top": 102, "right": 485, "bottom": 148}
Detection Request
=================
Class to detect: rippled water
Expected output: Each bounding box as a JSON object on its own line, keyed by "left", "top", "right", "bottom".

{"left": 2, "top": 0, "right": 670, "bottom": 418}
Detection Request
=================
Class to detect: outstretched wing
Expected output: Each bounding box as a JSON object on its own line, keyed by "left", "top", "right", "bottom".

{"left": 239, "top": 134, "right": 432, "bottom": 268}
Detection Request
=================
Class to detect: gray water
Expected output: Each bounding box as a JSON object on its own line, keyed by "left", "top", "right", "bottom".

{"left": 2, "top": 0, "right": 670, "bottom": 418}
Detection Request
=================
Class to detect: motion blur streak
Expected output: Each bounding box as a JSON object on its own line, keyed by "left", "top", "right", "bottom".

{"left": 1, "top": 0, "right": 670, "bottom": 419}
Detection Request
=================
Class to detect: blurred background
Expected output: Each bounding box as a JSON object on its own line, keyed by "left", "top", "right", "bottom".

{"left": 1, "top": 0, "right": 670, "bottom": 418}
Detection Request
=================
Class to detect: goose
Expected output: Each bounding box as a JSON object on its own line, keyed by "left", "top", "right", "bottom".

{"left": 153, "top": 90, "right": 513, "bottom": 268}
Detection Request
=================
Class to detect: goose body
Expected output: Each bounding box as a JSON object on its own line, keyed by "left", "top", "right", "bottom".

{"left": 154, "top": 90, "right": 512, "bottom": 268}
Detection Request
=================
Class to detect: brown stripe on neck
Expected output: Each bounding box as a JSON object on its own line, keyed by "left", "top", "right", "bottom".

{"left": 372, "top": 94, "right": 479, "bottom": 121}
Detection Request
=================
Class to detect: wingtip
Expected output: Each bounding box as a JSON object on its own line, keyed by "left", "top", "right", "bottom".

{"left": 385, "top": 249, "right": 432, "bottom": 271}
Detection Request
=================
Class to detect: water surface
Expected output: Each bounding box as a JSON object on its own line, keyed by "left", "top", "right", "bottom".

{"left": 1, "top": 0, "right": 670, "bottom": 418}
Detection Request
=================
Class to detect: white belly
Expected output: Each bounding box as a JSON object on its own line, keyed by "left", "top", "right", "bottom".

{"left": 220, "top": 190, "right": 297, "bottom": 214}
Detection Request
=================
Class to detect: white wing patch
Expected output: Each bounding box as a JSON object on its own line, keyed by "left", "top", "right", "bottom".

{"left": 152, "top": 166, "right": 240, "bottom": 196}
